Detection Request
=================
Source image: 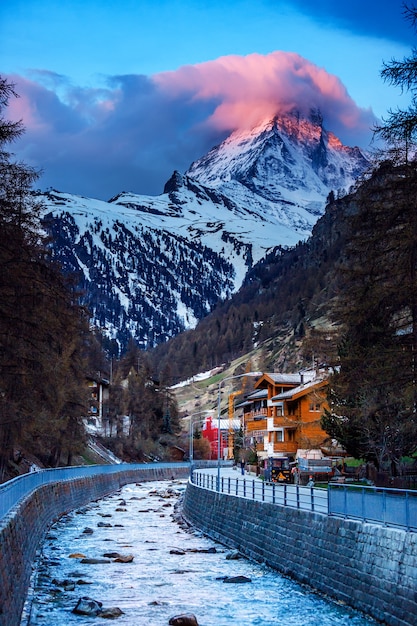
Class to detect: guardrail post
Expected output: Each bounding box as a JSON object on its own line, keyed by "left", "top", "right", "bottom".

{"left": 243, "top": 479, "right": 246, "bottom": 498}
{"left": 272, "top": 483, "right": 275, "bottom": 504}
{"left": 406, "top": 491, "right": 410, "bottom": 531}
{"left": 382, "top": 488, "right": 386, "bottom": 526}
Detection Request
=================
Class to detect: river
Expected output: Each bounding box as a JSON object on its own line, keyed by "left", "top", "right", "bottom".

{"left": 22, "top": 478, "right": 377, "bottom": 626}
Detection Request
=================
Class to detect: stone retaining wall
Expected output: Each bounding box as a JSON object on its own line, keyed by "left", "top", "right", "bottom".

{"left": 182, "top": 482, "right": 417, "bottom": 626}
{"left": 0, "top": 465, "right": 189, "bottom": 626}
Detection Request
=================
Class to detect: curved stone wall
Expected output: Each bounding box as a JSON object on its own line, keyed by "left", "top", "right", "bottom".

{"left": 0, "top": 465, "right": 189, "bottom": 626}
{"left": 182, "top": 482, "right": 417, "bottom": 626}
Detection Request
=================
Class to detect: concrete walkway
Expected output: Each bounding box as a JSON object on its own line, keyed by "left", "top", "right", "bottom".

{"left": 192, "top": 464, "right": 329, "bottom": 514}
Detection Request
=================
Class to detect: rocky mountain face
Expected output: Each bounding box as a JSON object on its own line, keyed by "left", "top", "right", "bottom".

{"left": 41, "top": 110, "right": 369, "bottom": 353}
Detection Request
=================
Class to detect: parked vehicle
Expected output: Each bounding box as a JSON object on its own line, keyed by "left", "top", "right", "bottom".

{"left": 261, "top": 457, "right": 291, "bottom": 483}
{"left": 298, "top": 457, "right": 339, "bottom": 484}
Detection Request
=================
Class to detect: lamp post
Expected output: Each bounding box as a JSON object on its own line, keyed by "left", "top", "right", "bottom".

{"left": 216, "top": 371, "right": 262, "bottom": 491}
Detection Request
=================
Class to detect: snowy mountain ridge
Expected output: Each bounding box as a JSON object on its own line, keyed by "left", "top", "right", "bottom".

{"left": 186, "top": 114, "right": 368, "bottom": 214}
{"left": 41, "top": 110, "right": 370, "bottom": 352}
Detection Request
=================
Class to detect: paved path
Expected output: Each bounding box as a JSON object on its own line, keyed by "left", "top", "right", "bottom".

{"left": 192, "top": 465, "right": 329, "bottom": 514}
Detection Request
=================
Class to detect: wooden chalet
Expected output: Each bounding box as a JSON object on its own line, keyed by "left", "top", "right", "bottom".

{"left": 238, "top": 372, "right": 329, "bottom": 461}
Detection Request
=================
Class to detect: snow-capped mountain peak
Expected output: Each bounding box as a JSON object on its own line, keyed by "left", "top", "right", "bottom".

{"left": 187, "top": 110, "right": 369, "bottom": 215}
{"left": 41, "top": 110, "right": 369, "bottom": 352}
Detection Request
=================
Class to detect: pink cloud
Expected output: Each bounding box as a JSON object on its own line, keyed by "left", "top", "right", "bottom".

{"left": 153, "top": 51, "right": 373, "bottom": 137}
{"left": 5, "top": 52, "right": 376, "bottom": 199}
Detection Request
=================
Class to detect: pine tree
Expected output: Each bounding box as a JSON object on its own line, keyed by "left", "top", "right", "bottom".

{"left": 322, "top": 5, "right": 417, "bottom": 472}
{"left": 322, "top": 164, "right": 417, "bottom": 470}
{"left": 0, "top": 77, "right": 89, "bottom": 479}
{"left": 374, "top": 4, "right": 417, "bottom": 163}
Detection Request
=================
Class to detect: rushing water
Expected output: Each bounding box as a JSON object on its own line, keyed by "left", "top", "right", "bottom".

{"left": 23, "top": 479, "right": 377, "bottom": 626}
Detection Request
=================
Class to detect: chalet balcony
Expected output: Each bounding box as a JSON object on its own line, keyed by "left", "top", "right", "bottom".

{"left": 266, "top": 441, "right": 298, "bottom": 456}
{"left": 268, "top": 415, "right": 299, "bottom": 429}
{"left": 244, "top": 429, "right": 267, "bottom": 451}
{"left": 245, "top": 408, "right": 267, "bottom": 420}
{"left": 246, "top": 419, "right": 267, "bottom": 432}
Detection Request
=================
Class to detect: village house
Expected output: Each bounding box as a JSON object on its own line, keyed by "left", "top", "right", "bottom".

{"left": 85, "top": 375, "right": 110, "bottom": 435}
{"left": 238, "top": 371, "right": 329, "bottom": 463}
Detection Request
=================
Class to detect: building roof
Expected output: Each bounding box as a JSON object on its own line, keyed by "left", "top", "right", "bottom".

{"left": 235, "top": 399, "right": 252, "bottom": 408}
{"left": 271, "top": 377, "right": 327, "bottom": 401}
{"left": 256, "top": 371, "right": 316, "bottom": 387}
{"left": 246, "top": 389, "right": 268, "bottom": 400}
{"left": 203, "top": 418, "right": 241, "bottom": 431}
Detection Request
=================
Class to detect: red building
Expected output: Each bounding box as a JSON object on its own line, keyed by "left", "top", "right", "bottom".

{"left": 202, "top": 416, "right": 226, "bottom": 460}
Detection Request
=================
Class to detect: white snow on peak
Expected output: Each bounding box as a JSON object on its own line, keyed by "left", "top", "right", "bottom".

{"left": 41, "top": 111, "right": 369, "bottom": 349}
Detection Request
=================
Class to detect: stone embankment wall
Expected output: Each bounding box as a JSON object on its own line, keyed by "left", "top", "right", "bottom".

{"left": 0, "top": 465, "right": 189, "bottom": 626}
{"left": 182, "top": 482, "right": 417, "bottom": 626}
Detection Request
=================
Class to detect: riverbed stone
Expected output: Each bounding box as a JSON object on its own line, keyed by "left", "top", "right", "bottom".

{"left": 168, "top": 613, "right": 199, "bottom": 625}
{"left": 226, "top": 550, "right": 243, "bottom": 560}
{"left": 72, "top": 596, "right": 103, "bottom": 615}
{"left": 113, "top": 554, "right": 134, "bottom": 563}
{"left": 186, "top": 547, "right": 216, "bottom": 554}
{"left": 52, "top": 578, "right": 76, "bottom": 590}
{"left": 98, "top": 606, "right": 124, "bottom": 618}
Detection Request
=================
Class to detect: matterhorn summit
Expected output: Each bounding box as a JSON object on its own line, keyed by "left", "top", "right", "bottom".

{"left": 40, "top": 110, "right": 370, "bottom": 350}
{"left": 187, "top": 110, "right": 369, "bottom": 217}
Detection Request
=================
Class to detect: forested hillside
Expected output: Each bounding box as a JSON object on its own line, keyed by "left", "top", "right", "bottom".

{"left": 0, "top": 77, "right": 180, "bottom": 481}
{"left": 0, "top": 78, "right": 90, "bottom": 479}
{"left": 148, "top": 186, "right": 353, "bottom": 382}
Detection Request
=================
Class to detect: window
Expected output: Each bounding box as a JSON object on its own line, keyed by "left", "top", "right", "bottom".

{"left": 287, "top": 429, "right": 295, "bottom": 441}
{"left": 309, "top": 402, "right": 321, "bottom": 412}
{"left": 271, "top": 430, "right": 284, "bottom": 443}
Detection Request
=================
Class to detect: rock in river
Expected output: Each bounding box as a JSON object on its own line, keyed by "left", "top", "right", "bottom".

{"left": 219, "top": 575, "right": 252, "bottom": 583}
{"left": 72, "top": 596, "right": 102, "bottom": 615}
{"left": 169, "top": 614, "right": 199, "bottom": 626}
{"left": 72, "top": 596, "right": 124, "bottom": 618}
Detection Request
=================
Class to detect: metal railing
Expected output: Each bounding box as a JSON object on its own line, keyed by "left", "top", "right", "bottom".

{"left": 0, "top": 462, "right": 190, "bottom": 522}
{"left": 328, "top": 483, "right": 417, "bottom": 531}
{"left": 192, "top": 469, "right": 417, "bottom": 530}
{"left": 3, "top": 463, "right": 416, "bottom": 532}
{"left": 191, "top": 469, "right": 329, "bottom": 514}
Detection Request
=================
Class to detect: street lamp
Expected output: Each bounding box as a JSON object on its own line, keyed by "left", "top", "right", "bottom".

{"left": 217, "top": 371, "right": 262, "bottom": 491}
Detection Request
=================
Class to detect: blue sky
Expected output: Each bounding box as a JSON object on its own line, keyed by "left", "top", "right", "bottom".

{"left": 0, "top": 0, "right": 413, "bottom": 199}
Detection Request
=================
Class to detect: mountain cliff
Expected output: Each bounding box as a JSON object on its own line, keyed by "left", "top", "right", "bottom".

{"left": 41, "top": 110, "right": 369, "bottom": 353}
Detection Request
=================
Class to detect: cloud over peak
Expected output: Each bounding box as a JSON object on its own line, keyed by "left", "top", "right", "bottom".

{"left": 7, "top": 51, "right": 376, "bottom": 199}
{"left": 154, "top": 51, "right": 373, "bottom": 136}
